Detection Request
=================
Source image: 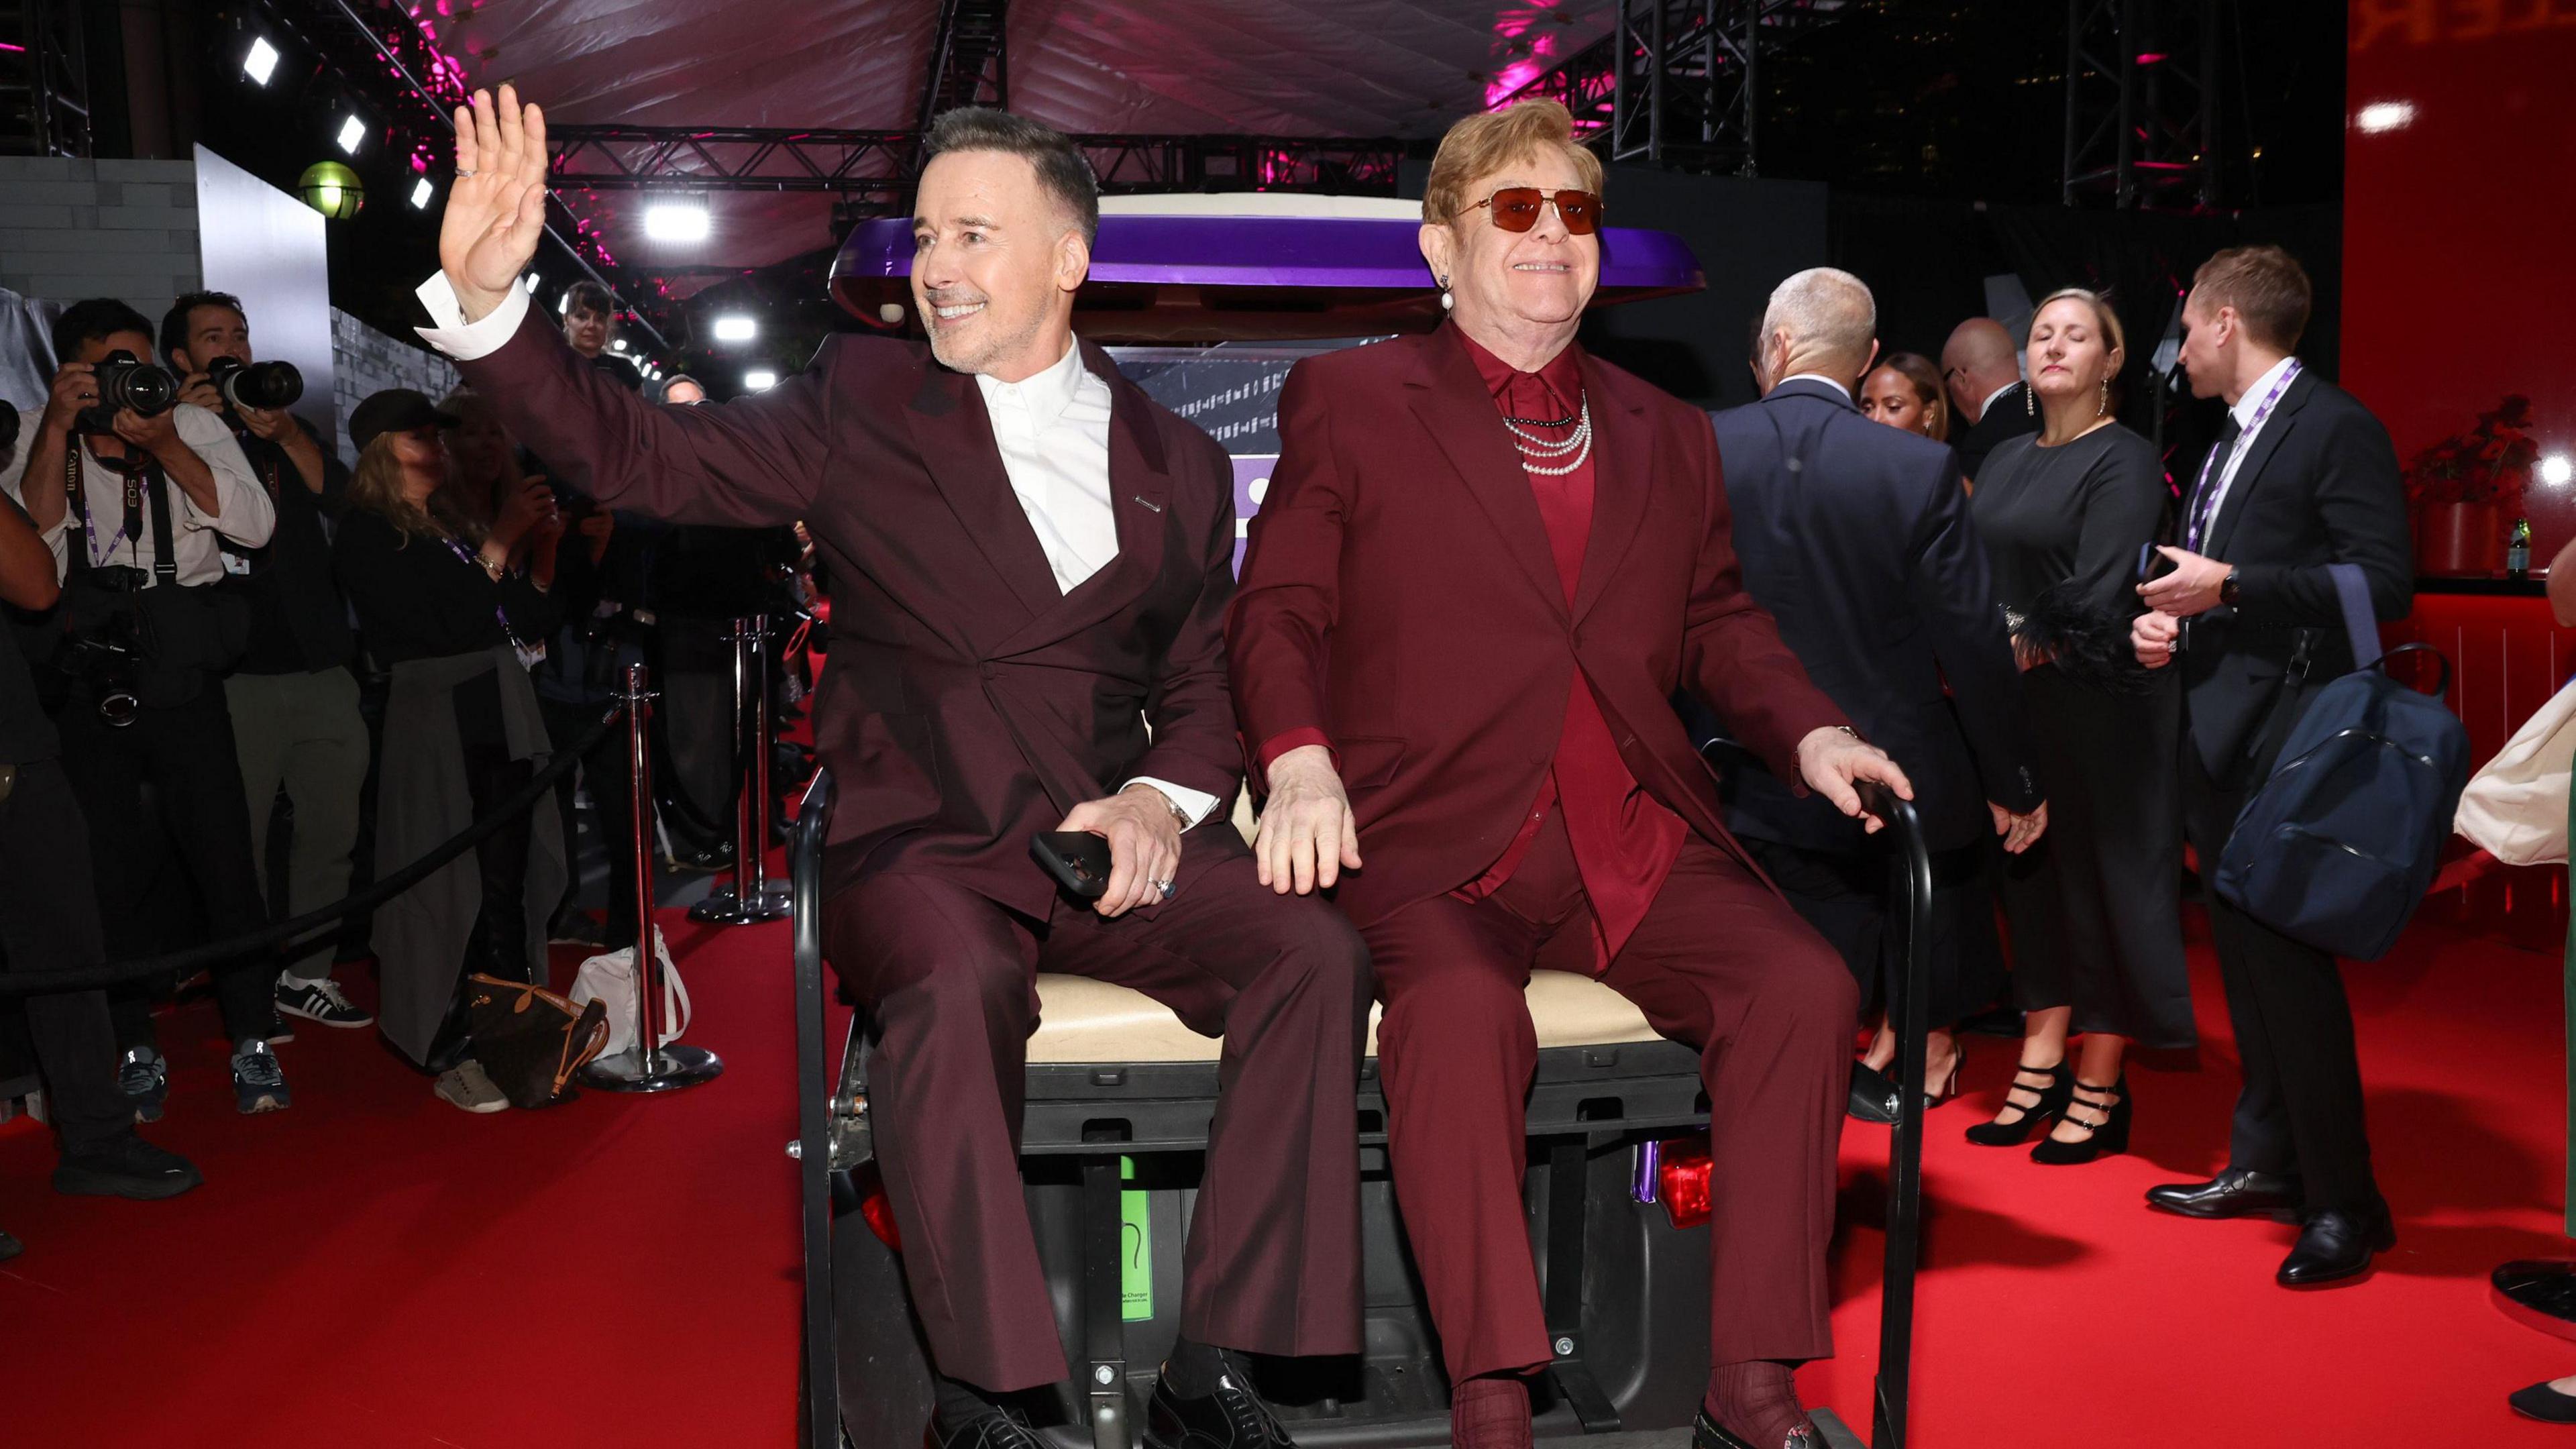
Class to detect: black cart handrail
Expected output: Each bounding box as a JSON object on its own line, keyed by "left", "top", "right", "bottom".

{"left": 794, "top": 767, "right": 841, "bottom": 1449}
{"left": 1856, "top": 779, "right": 1931, "bottom": 1449}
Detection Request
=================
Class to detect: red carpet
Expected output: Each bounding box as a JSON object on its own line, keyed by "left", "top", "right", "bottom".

{"left": 2, "top": 896, "right": 2568, "bottom": 1446}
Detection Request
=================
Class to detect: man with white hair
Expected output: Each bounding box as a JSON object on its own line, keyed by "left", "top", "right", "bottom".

{"left": 1940, "top": 315, "right": 2037, "bottom": 482}
{"left": 1714, "top": 268, "right": 2046, "bottom": 1113}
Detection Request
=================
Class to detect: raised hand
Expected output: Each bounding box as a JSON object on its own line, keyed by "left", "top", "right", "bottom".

{"left": 441, "top": 84, "right": 551, "bottom": 323}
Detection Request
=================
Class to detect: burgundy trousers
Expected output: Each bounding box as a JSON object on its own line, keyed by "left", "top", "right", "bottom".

{"left": 824, "top": 828, "right": 1372, "bottom": 1393}
{"left": 1362, "top": 811, "right": 1855, "bottom": 1381}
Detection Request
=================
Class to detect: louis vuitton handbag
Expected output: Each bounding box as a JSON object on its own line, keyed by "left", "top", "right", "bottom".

{"left": 464, "top": 974, "right": 612, "bottom": 1109}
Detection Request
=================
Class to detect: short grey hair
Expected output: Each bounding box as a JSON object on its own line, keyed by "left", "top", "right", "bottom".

{"left": 1760, "top": 267, "right": 1876, "bottom": 367}
{"left": 921, "top": 107, "right": 1102, "bottom": 246}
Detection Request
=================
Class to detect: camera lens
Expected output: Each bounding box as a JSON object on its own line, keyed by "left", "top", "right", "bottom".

{"left": 93, "top": 351, "right": 178, "bottom": 420}
{"left": 208, "top": 357, "right": 304, "bottom": 411}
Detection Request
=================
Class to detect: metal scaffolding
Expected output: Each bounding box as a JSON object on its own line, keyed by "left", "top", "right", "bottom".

{"left": 0, "top": 0, "right": 93, "bottom": 157}
{"left": 1495, "top": 0, "right": 1844, "bottom": 177}
{"left": 916, "top": 0, "right": 1009, "bottom": 131}
{"left": 2061, "top": 0, "right": 2223, "bottom": 208}
{"left": 544, "top": 125, "right": 1405, "bottom": 210}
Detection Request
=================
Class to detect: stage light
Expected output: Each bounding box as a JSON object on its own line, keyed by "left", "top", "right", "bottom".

{"left": 243, "top": 38, "right": 280, "bottom": 86}
{"left": 335, "top": 115, "right": 368, "bottom": 155}
{"left": 712, "top": 315, "right": 757, "bottom": 343}
{"left": 297, "top": 162, "right": 364, "bottom": 220}
{"left": 2544, "top": 455, "right": 2574, "bottom": 488}
{"left": 2355, "top": 101, "right": 2415, "bottom": 134}
{"left": 644, "top": 198, "right": 710, "bottom": 242}
{"left": 409, "top": 176, "right": 433, "bottom": 209}
{"left": 744, "top": 369, "right": 778, "bottom": 392}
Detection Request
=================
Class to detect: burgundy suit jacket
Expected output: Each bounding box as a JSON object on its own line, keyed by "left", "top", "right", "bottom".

{"left": 1224, "top": 325, "right": 1847, "bottom": 930}
{"left": 452, "top": 310, "right": 1244, "bottom": 920}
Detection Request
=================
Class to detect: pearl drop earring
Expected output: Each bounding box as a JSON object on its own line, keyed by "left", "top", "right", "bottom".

{"left": 1439, "top": 275, "right": 1454, "bottom": 312}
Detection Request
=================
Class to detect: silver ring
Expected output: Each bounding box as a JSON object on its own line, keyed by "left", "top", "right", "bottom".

{"left": 1152, "top": 879, "right": 1175, "bottom": 900}
{"left": 455, "top": 166, "right": 478, "bottom": 178}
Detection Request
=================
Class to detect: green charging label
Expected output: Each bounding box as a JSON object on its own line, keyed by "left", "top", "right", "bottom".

{"left": 1121, "top": 1156, "right": 1153, "bottom": 1322}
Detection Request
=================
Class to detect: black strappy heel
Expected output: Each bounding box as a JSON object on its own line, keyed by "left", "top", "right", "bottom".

{"left": 1964, "top": 1060, "right": 2071, "bottom": 1146}
{"left": 2031, "top": 1075, "right": 2131, "bottom": 1165}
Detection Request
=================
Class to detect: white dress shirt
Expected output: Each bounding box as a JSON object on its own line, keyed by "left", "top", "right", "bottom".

{"left": 414, "top": 273, "right": 1219, "bottom": 828}
{"left": 1779, "top": 372, "right": 1854, "bottom": 401}
{"left": 0, "top": 402, "right": 274, "bottom": 585}
{"left": 2194, "top": 354, "right": 2302, "bottom": 551}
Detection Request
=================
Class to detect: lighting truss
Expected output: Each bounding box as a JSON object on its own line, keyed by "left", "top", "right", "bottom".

{"left": 0, "top": 0, "right": 95, "bottom": 158}
{"left": 545, "top": 125, "right": 1407, "bottom": 211}
{"left": 916, "top": 0, "right": 1009, "bottom": 132}
{"left": 2062, "top": 0, "right": 2224, "bottom": 209}
{"left": 1492, "top": 0, "right": 1845, "bottom": 178}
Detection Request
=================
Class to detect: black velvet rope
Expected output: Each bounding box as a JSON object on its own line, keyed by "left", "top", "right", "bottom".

{"left": 0, "top": 703, "right": 627, "bottom": 994}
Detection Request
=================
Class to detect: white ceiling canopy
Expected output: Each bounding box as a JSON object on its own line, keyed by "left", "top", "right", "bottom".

{"left": 423, "top": 0, "right": 1613, "bottom": 276}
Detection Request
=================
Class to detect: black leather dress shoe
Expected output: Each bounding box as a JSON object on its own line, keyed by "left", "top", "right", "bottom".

{"left": 1144, "top": 1366, "right": 1295, "bottom": 1449}
{"left": 2145, "top": 1168, "right": 2302, "bottom": 1220}
{"left": 2510, "top": 1381, "right": 2576, "bottom": 1424}
{"left": 2277, "top": 1199, "right": 2396, "bottom": 1287}
{"left": 1693, "top": 1405, "right": 1817, "bottom": 1449}
{"left": 0, "top": 1228, "right": 20, "bottom": 1261}
{"left": 930, "top": 1407, "right": 1046, "bottom": 1449}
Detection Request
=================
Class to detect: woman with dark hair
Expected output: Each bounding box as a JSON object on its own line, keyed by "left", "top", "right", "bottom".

{"left": 333, "top": 388, "right": 568, "bottom": 1113}
{"left": 1859, "top": 351, "right": 1952, "bottom": 443}
{"left": 1966, "top": 288, "right": 2190, "bottom": 1163}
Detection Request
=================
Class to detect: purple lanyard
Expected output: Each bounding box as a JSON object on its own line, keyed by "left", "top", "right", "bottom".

{"left": 443, "top": 537, "right": 539, "bottom": 662}
{"left": 2186, "top": 358, "right": 2302, "bottom": 552}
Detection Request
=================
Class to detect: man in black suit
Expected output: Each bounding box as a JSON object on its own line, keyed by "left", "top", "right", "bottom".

{"left": 1714, "top": 268, "right": 2047, "bottom": 1094}
{"left": 1940, "top": 317, "right": 2037, "bottom": 483}
{"left": 2133, "top": 245, "right": 2413, "bottom": 1286}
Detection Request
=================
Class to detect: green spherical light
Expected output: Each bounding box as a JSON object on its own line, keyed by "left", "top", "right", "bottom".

{"left": 299, "top": 161, "right": 365, "bottom": 220}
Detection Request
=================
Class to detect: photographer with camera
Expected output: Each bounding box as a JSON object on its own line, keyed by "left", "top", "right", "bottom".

{"left": 162, "top": 292, "right": 373, "bottom": 1036}
{"left": 1, "top": 429, "right": 203, "bottom": 1258}
{"left": 0, "top": 299, "right": 286, "bottom": 1120}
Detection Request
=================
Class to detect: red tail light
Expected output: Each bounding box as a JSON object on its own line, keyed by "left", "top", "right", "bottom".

{"left": 1658, "top": 1138, "right": 1713, "bottom": 1230}
{"left": 857, "top": 1162, "right": 903, "bottom": 1252}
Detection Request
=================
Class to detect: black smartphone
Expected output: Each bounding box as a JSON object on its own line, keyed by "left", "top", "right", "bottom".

{"left": 1031, "top": 830, "right": 1113, "bottom": 900}
{"left": 2136, "top": 541, "right": 2177, "bottom": 587}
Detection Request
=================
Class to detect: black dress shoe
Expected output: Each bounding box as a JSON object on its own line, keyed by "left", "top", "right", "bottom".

{"left": 930, "top": 1407, "right": 1047, "bottom": 1449}
{"left": 1144, "top": 1364, "right": 1296, "bottom": 1449}
{"left": 2277, "top": 1199, "right": 2396, "bottom": 1287}
{"left": 0, "top": 1228, "right": 20, "bottom": 1262}
{"left": 2145, "top": 1168, "right": 2302, "bottom": 1220}
{"left": 52, "top": 1135, "right": 203, "bottom": 1200}
{"left": 1693, "top": 1404, "right": 1817, "bottom": 1449}
{"left": 2510, "top": 1381, "right": 2576, "bottom": 1424}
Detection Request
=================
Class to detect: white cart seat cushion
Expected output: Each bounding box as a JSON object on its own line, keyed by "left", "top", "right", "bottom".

{"left": 1024, "top": 967, "right": 1664, "bottom": 1065}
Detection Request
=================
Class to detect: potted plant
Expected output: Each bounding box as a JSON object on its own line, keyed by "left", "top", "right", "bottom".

{"left": 2408, "top": 396, "right": 2538, "bottom": 576}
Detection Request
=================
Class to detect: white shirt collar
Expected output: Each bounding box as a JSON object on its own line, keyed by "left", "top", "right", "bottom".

{"left": 974, "top": 335, "right": 1090, "bottom": 426}
{"left": 1979, "top": 379, "right": 2021, "bottom": 420}
{"left": 2231, "top": 354, "right": 2300, "bottom": 427}
{"left": 1779, "top": 372, "right": 1854, "bottom": 402}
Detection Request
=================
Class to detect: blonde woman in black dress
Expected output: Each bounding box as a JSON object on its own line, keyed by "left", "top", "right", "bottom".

{"left": 1964, "top": 289, "right": 2192, "bottom": 1163}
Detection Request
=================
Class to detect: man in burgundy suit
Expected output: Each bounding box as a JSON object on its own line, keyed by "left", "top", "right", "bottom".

{"left": 1226, "top": 102, "right": 1911, "bottom": 1449}
{"left": 420, "top": 90, "right": 1367, "bottom": 1449}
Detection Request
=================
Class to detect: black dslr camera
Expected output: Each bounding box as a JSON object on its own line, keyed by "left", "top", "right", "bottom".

{"left": 205, "top": 356, "right": 304, "bottom": 411}
{"left": 75, "top": 350, "right": 178, "bottom": 434}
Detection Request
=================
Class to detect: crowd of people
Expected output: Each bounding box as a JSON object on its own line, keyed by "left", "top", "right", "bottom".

{"left": 2, "top": 83, "right": 2428, "bottom": 1449}
{"left": 0, "top": 274, "right": 802, "bottom": 1243}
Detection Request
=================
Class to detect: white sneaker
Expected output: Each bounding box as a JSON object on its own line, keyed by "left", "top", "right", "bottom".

{"left": 433, "top": 1061, "right": 511, "bottom": 1114}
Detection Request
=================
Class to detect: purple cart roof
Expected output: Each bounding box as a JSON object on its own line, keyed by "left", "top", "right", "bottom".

{"left": 829, "top": 196, "right": 1705, "bottom": 343}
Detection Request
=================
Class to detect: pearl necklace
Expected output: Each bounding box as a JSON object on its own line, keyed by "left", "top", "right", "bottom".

{"left": 1503, "top": 395, "right": 1593, "bottom": 476}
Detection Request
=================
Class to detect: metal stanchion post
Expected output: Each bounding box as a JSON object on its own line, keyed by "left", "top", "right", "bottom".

{"left": 582, "top": 663, "right": 724, "bottom": 1092}
{"left": 690, "top": 614, "right": 790, "bottom": 924}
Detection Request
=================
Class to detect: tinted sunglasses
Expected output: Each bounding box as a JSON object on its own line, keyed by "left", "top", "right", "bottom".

{"left": 1470, "top": 186, "right": 1605, "bottom": 235}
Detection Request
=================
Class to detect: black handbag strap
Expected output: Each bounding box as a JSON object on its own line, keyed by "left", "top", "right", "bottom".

{"left": 145, "top": 467, "right": 178, "bottom": 588}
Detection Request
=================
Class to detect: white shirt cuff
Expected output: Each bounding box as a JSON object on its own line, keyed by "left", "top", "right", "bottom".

{"left": 415, "top": 272, "right": 532, "bottom": 362}
{"left": 1123, "top": 777, "right": 1222, "bottom": 830}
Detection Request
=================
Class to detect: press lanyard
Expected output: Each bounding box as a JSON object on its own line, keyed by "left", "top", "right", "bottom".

{"left": 2185, "top": 358, "right": 2303, "bottom": 552}
{"left": 68, "top": 446, "right": 150, "bottom": 571}
{"left": 444, "top": 537, "right": 548, "bottom": 669}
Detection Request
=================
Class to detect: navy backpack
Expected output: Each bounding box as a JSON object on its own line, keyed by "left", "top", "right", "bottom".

{"left": 2212, "top": 565, "right": 2471, "bottom": 961}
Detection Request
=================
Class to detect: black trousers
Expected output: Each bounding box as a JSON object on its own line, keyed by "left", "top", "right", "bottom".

{"left": 1749, "top": 835, "right": 2002, "bottom": 1033}
{"left": 539, "top": 696, "right": 638, "bottom": 947}
{"left": 656, "top": 615, "right": 734, "bottom": 843}
{"left": 0, "top": 759, "right": 135, "bottom": 1156}
{"left": 2181, "top": 737, "right": 2377, "bottom": 1213}
{"left": 425, "top": 739, "right": 537, "bottom": 1070}
{"left": 56, "top": 688, "right": 274, "bottom": 1049}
